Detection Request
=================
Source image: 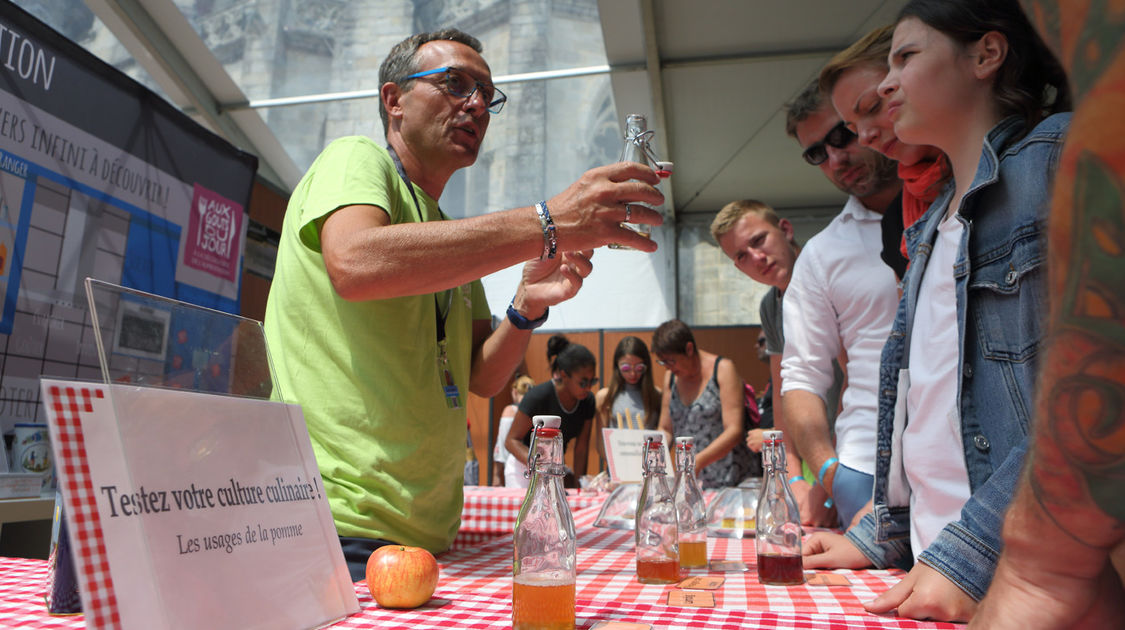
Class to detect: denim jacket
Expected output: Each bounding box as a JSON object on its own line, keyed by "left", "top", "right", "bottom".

{"left": 845, "top": 113, "right": 1070, "bottom": 600}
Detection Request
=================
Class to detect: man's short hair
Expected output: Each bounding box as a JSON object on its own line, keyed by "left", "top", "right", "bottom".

{"left": 378, "top": 29, "right": 484, "bottom": 133}
{"left": 819, "top": 25, "right": 894, "bottom": 97}
{"left": 784, "top": 79, "right": 826, "bottom": 139}
{"left": 710, "top": 199, "right": 779, "bottom": 243}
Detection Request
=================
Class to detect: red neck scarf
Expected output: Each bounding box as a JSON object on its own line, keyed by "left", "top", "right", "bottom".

{"left": 897, "top": 154, "right": 950, "bottom": 258}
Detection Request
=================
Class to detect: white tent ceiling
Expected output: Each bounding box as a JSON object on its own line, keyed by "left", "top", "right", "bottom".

{"left": 598, "top": 0, "right": 907, "bottom": 222}
{"left": 81, "top": 0, "right": 908, "bottom": 223}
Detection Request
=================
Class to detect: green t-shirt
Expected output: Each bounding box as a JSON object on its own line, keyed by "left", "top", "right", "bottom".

{"left": 263, "top": 136, "right": 490, "bottom": 552}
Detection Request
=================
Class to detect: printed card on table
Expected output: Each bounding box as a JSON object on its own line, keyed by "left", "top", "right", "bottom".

{"left": 602, "top": 428, "right": 671, "bottom": 483}
{"left": 805, "top": 571, "right": 852, "bottom": 586}
{"left": 41, "top": 380, "right": 359, "bottom": 630}
{"left": 667, "top": 590, "right": 715, "bottom": 607}
{"left": 678, "top": 576, "right": 724, "bottom": 590}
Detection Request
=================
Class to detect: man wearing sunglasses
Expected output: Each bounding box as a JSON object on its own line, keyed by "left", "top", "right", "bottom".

{"left": 774, "top": 79, "right": 902, "bottom": 531}
{"left": 264, "top": 28, "right": 664, "bottom": 582}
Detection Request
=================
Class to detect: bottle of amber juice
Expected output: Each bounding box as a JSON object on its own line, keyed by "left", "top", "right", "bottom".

{"left": 673, "top": 436, "right": 708, "bottom": 570}
{"left": 513, "top": 416, "right": 576, "bottom": 629}
{"left": 635, "top": 433, "right": 680, "bottom": 584}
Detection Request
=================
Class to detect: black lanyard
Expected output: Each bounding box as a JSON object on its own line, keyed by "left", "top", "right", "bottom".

{"left": 387, "top": 145, "right": 452, "bottom": 344}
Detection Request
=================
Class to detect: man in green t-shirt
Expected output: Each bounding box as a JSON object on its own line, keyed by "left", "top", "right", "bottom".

{"left": 263, "top": 28, "right": 664, "bottom": 581}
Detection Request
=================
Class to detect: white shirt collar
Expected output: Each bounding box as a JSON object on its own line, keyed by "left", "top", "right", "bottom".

{"left": 841, "top": 195, "right": 884, "bottom": 223}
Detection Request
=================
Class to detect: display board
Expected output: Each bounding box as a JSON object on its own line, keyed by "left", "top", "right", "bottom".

{"left": 41, "top": 380, "right": 358, "bottom": 629}
{"left": 0, "top": 4, "right": 257, "bottom": 435}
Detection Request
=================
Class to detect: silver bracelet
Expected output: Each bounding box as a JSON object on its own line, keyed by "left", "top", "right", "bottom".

{"left": 534, "top": 201, "right": 557, "bottom": 259}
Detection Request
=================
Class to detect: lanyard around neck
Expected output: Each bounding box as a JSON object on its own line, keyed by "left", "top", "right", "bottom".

{"left": 387, "top": 144, "right": 453, "bottom": 344}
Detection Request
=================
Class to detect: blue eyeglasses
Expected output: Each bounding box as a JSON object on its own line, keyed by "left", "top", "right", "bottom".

{"left": 402, "top": 66, "right": 507, "bottom": 114}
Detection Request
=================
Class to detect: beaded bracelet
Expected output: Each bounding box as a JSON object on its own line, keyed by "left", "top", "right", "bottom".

{"left": 534, "top": 201, "right": 557, "bottom": 259}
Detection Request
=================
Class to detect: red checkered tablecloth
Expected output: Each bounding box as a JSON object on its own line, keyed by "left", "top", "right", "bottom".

{"left": 434, "top": 505, "right": 963, "bottom": 628}
{"left": 0, "top": 541, "right": 965, "bottom": 630}
{"left": 0, "top": 492, "right": 964, "bottom": 629}
{"left": 452, "top": 486, "right": 605, "bottom": 549}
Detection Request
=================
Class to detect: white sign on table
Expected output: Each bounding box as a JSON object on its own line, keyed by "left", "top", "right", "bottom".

{"left": 602, "top": 428, "right": 670, "bottom": 483}
{"left": 41, "top": 380, "right": 359, "bottom": 630}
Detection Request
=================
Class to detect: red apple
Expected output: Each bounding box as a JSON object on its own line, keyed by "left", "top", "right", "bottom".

{"left": 366, "top": 545, "right": 439, "bottom": 608}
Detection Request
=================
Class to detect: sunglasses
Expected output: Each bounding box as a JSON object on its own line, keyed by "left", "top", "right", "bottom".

{"left": 801, "top": 121, "right": 857, "bottom": 165}
{"left": 402, "top": 66, "right": 507, "bottom": 114}
{"left": 618, "top": 363, "right": 647, "bottom": 374}
{"left": 577, "top": 377, "right": 600, "bottom": 389}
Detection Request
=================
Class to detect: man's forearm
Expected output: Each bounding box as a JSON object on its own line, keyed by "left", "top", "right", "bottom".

{"left": 469, "top": 275, "right": 555, "bottom": 397}
{"left": 1001, "top": 480, "right": 1111, "bottom": 581}
{"left": 1010, "top": 328, "right": 1125, "bottom": 559}
{"left": 469, "top": 318, "right": 533, "bottom": 398}
{"left": 694, "top": 424, "right": 743, "bottom": 471}
{"left": 323, "top": 161, "right": 663, "bottom": 303}
{"left": 573, "top": 442, "right": 590, "bottom": 479}
{"left": 781, "top": 389, "right": 837, "bottom": 487}
{"left": 1007, "top": 0, "right": 1125, "bottom": 568}
{"left": 324, "top": 205, "right": 543, "bottom": 302}
{"left": 769, "top": 355, "right": 806, "bottom": 479}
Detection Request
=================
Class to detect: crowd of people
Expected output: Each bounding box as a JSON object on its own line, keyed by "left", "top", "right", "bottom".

{"left": 262, "top": 0, "right": 1123, "bottom": 625}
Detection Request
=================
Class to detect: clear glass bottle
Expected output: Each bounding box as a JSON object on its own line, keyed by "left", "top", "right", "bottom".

{"left": 635, "top": 433, "right": 680, "bottom": 584}
{"left": 755, "top": 430, "right": 804, "bottom": 585}
{"left": 672, "top": 436, "right": 708, "bottom": 570}
{"left": 609, "top": 114, "right": 668, "bottom": 249}
{"left": 513, "top": 415, "right": 576, "bottom": 630}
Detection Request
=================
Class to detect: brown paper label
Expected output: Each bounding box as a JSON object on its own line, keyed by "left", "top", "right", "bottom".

{"left": 804, "top": 571, "right": 852, "bottom": 586}
{"left": 667, "top": 590, "right": 716, "bottom": 607}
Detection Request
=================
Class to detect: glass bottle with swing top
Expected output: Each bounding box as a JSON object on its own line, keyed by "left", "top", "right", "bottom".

{"left": 635, "top": 432, "right": 680, "bottom": 584}
{"left": 755, "top": 430, "right": 804, "bottom": 585}
{"left": 673, "top": 436, "right": 708, "bottom": 570}
{"left": 610, "top": 114, "right": 671, "bottom": 249}
{"left": 513, "top": 415, "right": 576, "bottom": 629}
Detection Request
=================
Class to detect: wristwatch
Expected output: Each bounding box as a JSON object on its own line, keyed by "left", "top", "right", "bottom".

{"left": 506, "top": 302, "right": 549, "bottom": 330}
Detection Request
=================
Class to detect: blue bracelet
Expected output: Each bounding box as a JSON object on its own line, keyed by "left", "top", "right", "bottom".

{"left": 817, "top": 457, "right": 838, "bottom": 509}
{"left": 816, "top": 457, "right": 838, "bottom": 487}
{"left": 787, "top": 475, "right": 805, "bottom": 487}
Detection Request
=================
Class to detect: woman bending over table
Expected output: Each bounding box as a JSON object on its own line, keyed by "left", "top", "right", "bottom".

{"left": 652, "top": 319, "right": 755, "bottom": 489}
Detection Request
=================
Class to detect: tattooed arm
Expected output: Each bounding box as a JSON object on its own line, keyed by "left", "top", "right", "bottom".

{"left": 970, "top": 3, "right": 1125, "bottom": 628}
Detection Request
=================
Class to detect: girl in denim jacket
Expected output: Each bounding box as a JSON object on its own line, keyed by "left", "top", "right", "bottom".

{"left": 801, "top": 0, "right": 1071, "bottom": 623}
